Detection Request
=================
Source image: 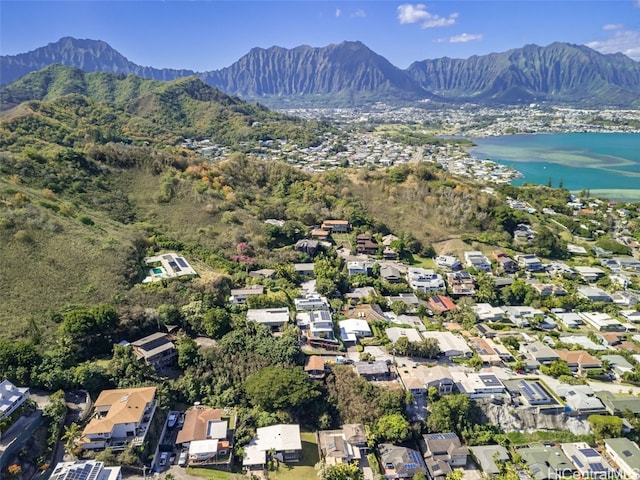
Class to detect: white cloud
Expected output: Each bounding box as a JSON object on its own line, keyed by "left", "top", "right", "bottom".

{"left": 336, "top": 8, "right": 342, "bottom": 18}
{"left": 397, "top": 4, "right": 458, "bottom": 28}
{"left": 434, "top": 33, "right": 483, "bottom": 44}
{"left": 587, "top": 29, "right": 640, "bottom": 60}
{"left": 351, "top": 9, "right": 366, "bottom": 18}
{"left": 603, "top": 23, "right": 623, "bottom": 30}
{"left": 449, "top": 33, "right": 484, "bottom": 43}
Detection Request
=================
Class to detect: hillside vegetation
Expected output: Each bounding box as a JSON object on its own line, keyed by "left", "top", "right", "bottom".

{"left": 0, "top": 66, "right": 566, "bottom": 338}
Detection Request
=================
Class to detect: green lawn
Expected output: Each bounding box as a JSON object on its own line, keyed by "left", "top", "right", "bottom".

{"left": 186, "top": 467, "right": 238, "bottom": 479}
{"left": 268, "top": 431, "right": 319, "bottom": 480}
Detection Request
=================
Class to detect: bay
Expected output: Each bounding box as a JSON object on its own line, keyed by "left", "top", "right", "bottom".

{"left": 468, "top": 132, "right": 640, "bottom": 201}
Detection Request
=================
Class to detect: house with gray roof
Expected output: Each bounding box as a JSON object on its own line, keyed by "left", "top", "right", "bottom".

{"left": 470, "top": 445, "right": 510, "bottom": 476}
{"left": 520, "top": 341, "right": 559, "bottom": 365}
{"left": 518, "top": 444, "right": 576, "bottom": 480}
{"left": 379, "top": 443, "right": 427, "bottom": 479}
{"left": 603, "top": 438, "right": 640, "bottom": 480}
{"left": 560, "top": 442, "right": 615, "bottom": 478}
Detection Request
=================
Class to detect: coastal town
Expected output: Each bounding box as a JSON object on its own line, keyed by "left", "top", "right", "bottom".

{"left": 4, "top": 184, "right": 640, "bottom": 480}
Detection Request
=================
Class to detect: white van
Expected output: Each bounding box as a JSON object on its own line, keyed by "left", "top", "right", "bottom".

{"left": 178, "top": 451, "right": 188, "bottom": 467}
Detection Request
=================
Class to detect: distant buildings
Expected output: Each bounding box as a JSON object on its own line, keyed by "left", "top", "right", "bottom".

{"left": 142, "top": 253, "right": 197, "bottom": 283}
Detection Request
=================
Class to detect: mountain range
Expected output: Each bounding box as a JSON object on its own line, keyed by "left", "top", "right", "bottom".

{"left": 2, "top": 36, "right": 640, "bottom": 107}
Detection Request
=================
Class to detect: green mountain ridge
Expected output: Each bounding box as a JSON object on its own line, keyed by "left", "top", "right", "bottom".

{"left": 2, "top": 37, "right": 639, "bottom": 107}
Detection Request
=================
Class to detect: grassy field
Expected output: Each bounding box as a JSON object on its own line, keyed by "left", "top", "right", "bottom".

{"left": 268, "top": 431, "right": 319, "bottom": 480}
{"left": 186, "top": 467, "right": 239, "bottom": 479}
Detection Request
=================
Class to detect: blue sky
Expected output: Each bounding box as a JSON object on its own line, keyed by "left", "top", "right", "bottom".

{"left": 2, "top": 1, "right": 639, "bottom": 71}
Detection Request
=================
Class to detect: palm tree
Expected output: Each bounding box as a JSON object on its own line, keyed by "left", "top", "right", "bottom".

{"left": 61, "top": 422, "right": 82, "bottom": 458}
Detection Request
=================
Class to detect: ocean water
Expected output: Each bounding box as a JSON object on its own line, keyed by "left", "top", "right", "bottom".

{"left": 468, "top": 133, "right": 640, "bottom": 200}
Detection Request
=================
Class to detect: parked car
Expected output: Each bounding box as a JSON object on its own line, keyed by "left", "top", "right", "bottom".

{"left": 178, "top": 451, "right": 188, "bottom": 467}
{"left": 159, "top": 452, "right": 168, "bottom": 466}
{"left": 167, "top": 413, "right": 178, "bottom": 428}
{"left": 169, "top": 452, "right": 176, "bottom": 464}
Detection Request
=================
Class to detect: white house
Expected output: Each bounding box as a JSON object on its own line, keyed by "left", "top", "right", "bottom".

{"left": 50, "top": 460, "right": 122, "bottom": 480}
{"left": 407, "top": 268, "right": 445, "bottom": 293}
{"left": 0, "top": 379, "right": 29, "bottom": 419}
{"left": 464, "top": 251, "right": 492, "bottom": 272}
{"left": 421, "top": 331, "right": 472, "bottom": 358}
{"left": 339, "top": 319, "right": 372, "bottom": 344}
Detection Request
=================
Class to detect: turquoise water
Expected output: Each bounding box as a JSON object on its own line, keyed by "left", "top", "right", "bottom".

{"left": 468, "top": 133, "right": 640, "bottom": 200}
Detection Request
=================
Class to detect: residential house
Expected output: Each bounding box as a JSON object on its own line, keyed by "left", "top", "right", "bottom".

{"left": 596, "top": 332, "right": 624, "bottom": 347}
{"left": 493, "top": 251, "right": 519, "bottom": 273}
{"left": 620, "top": 310, "right": 640, "bottom": 324}
{"left": 446, "top": 272, "right": 475, "bottom": 296}
{"left": 503, "top": 306, "right": 545, "bottom": 328}
{"left": 311, "top": 229, "right": 331, "bottom": 241}
{"left": 378, "top": 443, "right": 427, "bottom": 479}
{"left": 346, "top": 286, "right": 377, "bottom": 301}
{"left": 408, "top": 268, "right": 445, "bottom": 293}
{"left": 343, "top": 304, "right": 388, "bottom": 323}
{"left": 294, "top": 295, "right": 330, "bottom": 311}
{"left": 0, "top": 379, "right": 29, "bottom": 419}
{"left": 423, "top": 433, "right": 469, "bottom": 469}
{"left": 435, "top": 254, "right": 463, "bottom": 271}
{"left": 520, "top": 341, "right": 560, "bottom": 365}
{"left": 555, "top": 349, "right": 602, "bottom": 375}
{"left": 355, "top": 361, "right": 390, "bottom": 381}
{"left": 386, "top": 327, "right": 423, "bottom": 345}
{"left": 428, "top": 295, "right": 457, "bottom": 314}
{"left": 81, "top": 386, "right": 157, "bottom": 451}
{"left": 504, "top": 380, "right": 556, "bottom": 407}
{"left": 131, "top": 332, "right": 177, "bottom": 371}
{"left": 321, "top": 220, "right": 351, "bottom": 233}
{"left": 603, "top": 438, "right": 640, "bottom": 480}
{"left": 612, "top": 292, "right": 640, "bottom": 308}
{"left": 297, "top": 310, "right": 336, "bottom": 341}
{"left": 578, "top": 312, "right": 623, "bottom": 331}
{"left": 176, "top": 406, "right": 231, "bottom": 464}
{"left": 247, "top": 308, "right": 290, "bottom": 332}
{"left": 142, "top": 253, "right": 197, "bottom": 283}
{"left": 608, "top": 256, "right": 640, "bottom": 272}
{"left": 452, "top": 372, "right": 506, "bottom": 398}
{"left": 547, "top": 262, "right": 577, "bottom": 279}
{"left": 248, "top": 268, "right": 275, "bottom": 279}
{"left": 464, "top": 251, "right": 492, "bottom": 272}
{"left": 518, "top": 445, "right": 576, "bottom": 480}
{"left": 356, "top": 234, "right": 379, "bottom": 255}
{"left": 516, "top": 254, "right": 544, "bottom": 272}
{"left": 229, "top": 285, "right": 264, "bottom": 305}
{"left": 394, "top": 315, "right": 426, "bottom": 332}
{"left": 317, "top": 424, "right": 367, "bottom": 466}
{"left": 577, "top": 287, "right": 613, "bottom": 304}
{"left": 294, "top": 239, "right": 319, "bottom": 256}
{"left": 597, "top": 391, "right": 640, "bottom": 416}
{"left": 601, "top": 355, "right": 634, "bottom": 379}
{"left": 470, "top": 445, "right": 510, "bottom": 476}
{"left": 574, "top": 266, "right": 606, "bottom": 283}
{"left": 472, "top": 303, "right": 505, "bottom": 323}
{"left": 50, "top": 460, "right": 122, "bottom": 480}
{"left": 339, "top": 318, "right": 373, "bottom": 345}
{"left": 554, "top": 385, "right": 606, "bottom": 415}
{"left": 387, "top": 293, "right": 422, "bottom": 313}
{"left": 383, "top": 246, "right": 399, "bottom": 260}
{"left": 381, "top": 264, "right": 404, "bottom": 283}
{"left": 347, "top": 261, "right": 371, "bottom": 276}
{"left": 396, "top": 365, "right": 455, "bottom": 396}
{"left": 304, "top": 356, "right": 327, "bottom": 379}
{"left": 421, "top": 331, "right": 472, "bottom": 358}
{"left": 531, "top": 283, "right": 568, "bottom": 296}
{"left": 475, "top": 324, "right": 498, "bottom": 338}
{"left": 468, "top": 337, "right": 502, "bottom": 364}
{"left": 243, "top": 424, "right": 302, "bottom": 470}
{"left": 293, "top": 263, "right": 315, "bottom": 278}
{"left": 555, "top": 313, "right": 584, "bottom": 330}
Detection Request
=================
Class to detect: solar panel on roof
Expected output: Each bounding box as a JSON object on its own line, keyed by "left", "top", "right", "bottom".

{"left": 408, "top": 450, "right": 424, "bottom": 464}
{"left": 405, "top": 463, "right": 417, "bottom": 470}
{"left": 176, "top": 257, "right": 188, "bottom": 268}
{"left": 623, "top": 450, "right": 633, "bottom": 457}
{"left": 572, "top": 455, "right": 584, "bottom": 469}
{"left": 581, "top": 448, "right": 600, "bottom": 458}
{"left": 590, "top": 463, "right": 606, "bottom": 472}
